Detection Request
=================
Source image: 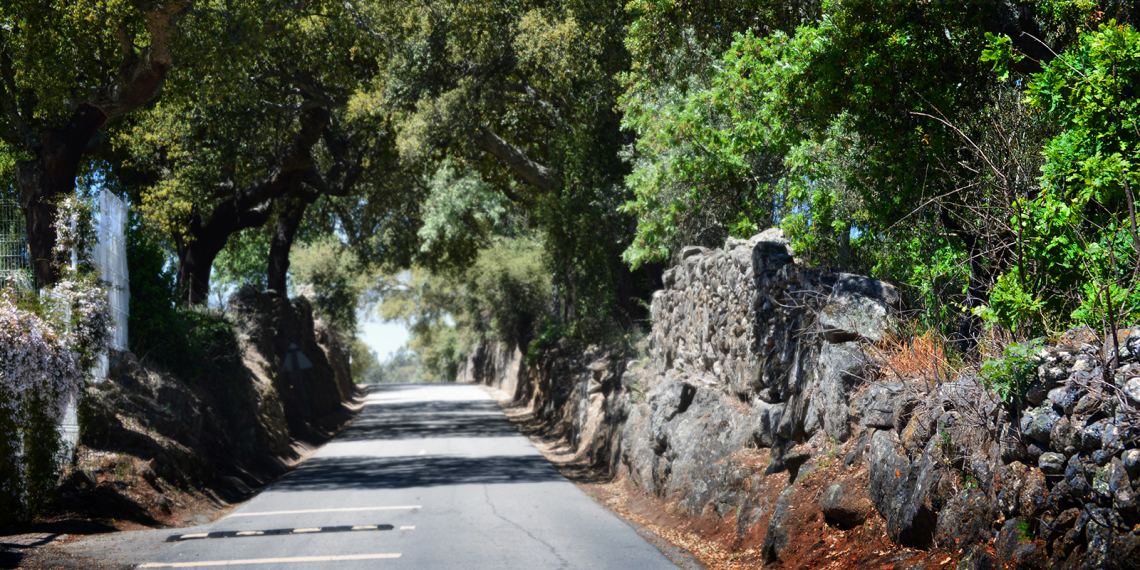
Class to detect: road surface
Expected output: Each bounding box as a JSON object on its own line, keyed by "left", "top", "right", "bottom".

{"left": 74, "top": 383, "right": 683, "bottom": 569}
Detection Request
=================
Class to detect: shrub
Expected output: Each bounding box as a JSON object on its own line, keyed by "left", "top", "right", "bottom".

{"left": 0, "top": 291, "right": 84, "bottom": 525}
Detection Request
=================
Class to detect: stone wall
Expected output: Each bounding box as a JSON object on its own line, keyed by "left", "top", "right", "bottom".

{"left": 464, "top": 229, "right": 1140, "bottom": 569}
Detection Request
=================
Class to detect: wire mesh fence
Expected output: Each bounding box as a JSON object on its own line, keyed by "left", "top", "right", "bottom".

{"left": 0, "top": 201, "right": 32, "bottom": 288}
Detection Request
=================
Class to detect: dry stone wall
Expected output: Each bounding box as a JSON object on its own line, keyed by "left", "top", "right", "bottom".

{"left": 464, "top": 229, "right": 1140, "bottom": 569}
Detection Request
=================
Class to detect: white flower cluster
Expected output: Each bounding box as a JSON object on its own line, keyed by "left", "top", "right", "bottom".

{"left": 42, "top": 277, "right": 113, "bottom": 371}
{"left": 52, "top": 195, "right": 97, "bottom": 267}
{"left": 0, "top": 294, "right": 81, "bottom": 424}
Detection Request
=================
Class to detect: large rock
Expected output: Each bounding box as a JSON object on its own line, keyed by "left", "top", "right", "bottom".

{"left": 820, "top": 477, "right": 874, "bottom": 528}
{"left": 761, "top": 487, "right": 797, "bottom": 563}
{"left": 995, "top": 519, "right": 1045, "bottom": 569}
{"left": 802, "top": 343, "right": 873, "bottom": 441}
{"left": 852, "top": 382, "right": 906, "bottom": 430}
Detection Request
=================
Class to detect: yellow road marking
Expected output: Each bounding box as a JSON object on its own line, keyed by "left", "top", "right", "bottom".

{"left": 179, "top": 534, "right": 209, "bottom": 539}
{"left": 137, "top": 554, "right": 401, "bottom": 568}
{"left": 234, "top": 531, "right": 263, "bottom": 537}
{"left": 292, "top": 528, "right": 321, "bottom": 533}
{"left": 351, "top": 525, "right": 378, "bottom": 531}
{"left": 399, "top": 526, "right": 415, "bottom": 530}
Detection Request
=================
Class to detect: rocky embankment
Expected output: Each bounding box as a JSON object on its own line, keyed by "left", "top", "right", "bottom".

{"left": 463, "top": 229, "right": 1140, "bottom": 570}
{"left": 58, "top": 287, "right": 359, "bottom": 527}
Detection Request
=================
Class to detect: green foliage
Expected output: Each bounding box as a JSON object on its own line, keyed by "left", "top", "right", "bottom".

{"left": 366, "top": 346, "right": 422, "bottom": 384}
{"left": 525, "top": 316, "right": 568, "bottom": 365}
{"left": 213, "top": 228, "right": 273, "bottom": 293}
{"left": 290, "top": 236, "right": 380, "bottom": 333}
{"left": 378, "top": 237, "right": 552, "bottom": 381}
{"left": 981, "top": 338, "right": 1045, "bottom": 405}
{"left": 350, "top": 338, "right": 381, "bottom": 383}
{"left": 0, "top": 406, "right": 19, "bottom": 528}
{"left": 1016, "top": 519, "right": 1037, "bottom": 540}
{"left": 980, "top": 32, "right": 1025, "bottom": 81}
{"left": 20, "top": 392, "right": 64, "bottom": 519}
{"left": 127, "top": 219, "right": 241, "bottom": 379}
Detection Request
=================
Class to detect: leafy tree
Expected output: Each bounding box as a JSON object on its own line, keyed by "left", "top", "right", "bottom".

{"left": 355, "top": 0, "right": 655, "bottom": 326}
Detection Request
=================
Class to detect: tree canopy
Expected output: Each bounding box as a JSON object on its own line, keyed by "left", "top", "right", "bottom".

{"left": 5, "top": 0, "right": 1140, "bottom": 375}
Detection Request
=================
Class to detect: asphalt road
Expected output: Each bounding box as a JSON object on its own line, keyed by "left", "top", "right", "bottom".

{"left": 73, "top": 383, "right": 683, "bottom": 569}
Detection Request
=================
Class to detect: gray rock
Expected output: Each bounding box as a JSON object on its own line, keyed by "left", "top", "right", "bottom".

{"left": 1093, "top": 463, "right": 1112, "bottom": 500}
{"left": 854, "top": 382, "right": 905, "bottom": 429}
{"left": 1040, "top": 452, "right": 1066, "bottom": 475}
{"left": 1019, "top": 467, "right": 1048, "bottom": 518}
{"left": 1025, "top": 441, "right": 1048, "bottom": 463}
{"left": 955, "top": 545, "right": 997, "bottom": 570}
{"left": 867, "top": 429, "right": 911, "bottom": 516}
{"left": 844, "top": 431, "right": 870, "bottom": 466}
{"left": 818, "top": 294, "right": 894, "bottom": 343}
{"left": 1064, "top": 455, "right": 1092, "bottom": 500}
{"left": 820, "top": 478, "right": 874, "bottom": 528}
{"left": 995, "top": 461, "right": 1028, "bottom": 517}
{"left": 1072, "top": 393, "right": 1102, "bottom": 417}
{"left": 1083, "top": 507, "right": 1127, "bottom": 570}
{"left": 1021, "top": 402, "right": 1059, "bottom": 445}
{"left": 1125, "top": 377, "right": 1140, "bottom": 404}
{"left": 679, "top": 245, "right": 711, "bottom": 260}
{"left": 1049, "top": 384, "right": 1086, "bottom": 416}
{"left": 808, "top": 343, "right": 869, "bottom": 441}
{"left": 1123, "top": 449, "right": 1140, "bottom": 477}
{"left": 1109, "top": 458, "right": 1137, "bottom": 509}
{"left": 1081, "top": 419, "right": 1109, "bottom": 452}
{"left": 995, "top": 519, "right": 1045, "bottom": 568}
{"left": 902, "top": 409, "right": 937, "bottom": 459}
{"left": 750, "top": 400, "right": 783, "bottom": 448}
{"left": 761, "top": 487, "right": 796, "bottom": 563}
{"left": 1025, "top": 381, "right": 1050, "bottom": 406}
{"left": 999, "top": 423, "right": 1028, "bottom": 464}
{"left": 1050, "top": 416, "right": 1080, "bottom": 456}
{"left": 935, "top": 487, "right": 992, "bottom": 548}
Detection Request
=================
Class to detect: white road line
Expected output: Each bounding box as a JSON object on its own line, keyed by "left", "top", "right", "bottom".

{"left": 179, "top": 533, "right": 209, "bottom": 539}
{"left": 292, "top": 528, "right": 321, "bottom": 533}
{"left": 351, "top": 525, "right": 378, "bottom": 530}
{"left": 137, "top": 554, "right": 401, "bottom": 568}
{"left": 399, "top": 526, "right": 415, "bottom": 530}
{"left": 417, "top": 450, "right": 426, "bottom": 456}
{"left": 227, "top": 506, "right": 421, "bottom": 517}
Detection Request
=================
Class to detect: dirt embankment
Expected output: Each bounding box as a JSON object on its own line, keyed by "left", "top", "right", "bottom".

{"left": 1, "top": 287, "right": 361, "bottom": 569}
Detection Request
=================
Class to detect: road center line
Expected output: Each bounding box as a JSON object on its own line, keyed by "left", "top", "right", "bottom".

{"left": 166, "top": 524, "right": 395, "bottom": 542}
{"left": 137, "top": 553, "right": 401, "bottom": 568}
{"left": 227, "top": 506, "right": 420, "bottom": 517}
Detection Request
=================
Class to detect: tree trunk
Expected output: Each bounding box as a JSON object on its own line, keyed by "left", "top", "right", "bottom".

{"left": 837, "top": 222, "right": 851, "bottom": 272}
{"left": 16, "top": 105, "right": 107, "bottom": 287}
{"left": 266, "top": 197, "right": 312, "bottom": 293}
{"left": 941, "top": 208, "right": 987, "bottom": 352}
{"left": 176, "top": 200, "right": 274, "bottom": 306}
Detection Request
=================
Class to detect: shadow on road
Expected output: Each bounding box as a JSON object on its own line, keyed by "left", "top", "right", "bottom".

{"left": 265, "top": 384, "right": 564, "bottom": 491}
{"left": 273, "top": 454, "right": 564, "bottom": 491}
{"left": 335, "top": 399, "right": 519, "bottom": 441}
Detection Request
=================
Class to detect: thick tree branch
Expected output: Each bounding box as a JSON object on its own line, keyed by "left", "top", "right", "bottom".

{"left": 0, "top": 48, "right": 30, "bottom": 145}
{"left": 504, "top": 79, "right": 570, "bottom": 131}
{"left": 89, "top": 0, "right": 190, "bottom": 122}
{"left": 472, "top": 127, "right": 557, "bottom": 193}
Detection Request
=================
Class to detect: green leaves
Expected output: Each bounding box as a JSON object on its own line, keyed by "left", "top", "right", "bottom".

{"left": 980, "top": 32, "right": 1024, "bottom": 81}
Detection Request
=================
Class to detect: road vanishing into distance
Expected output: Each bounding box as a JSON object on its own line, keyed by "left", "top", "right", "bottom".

{"left": 71, "top": 384, "right": 684, "bottom": 569}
